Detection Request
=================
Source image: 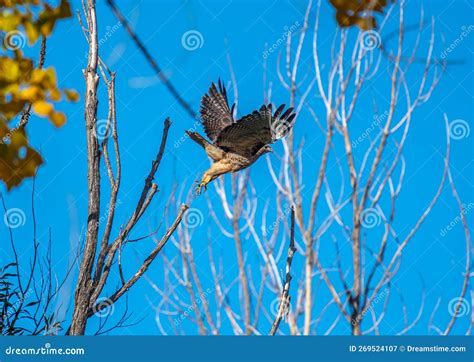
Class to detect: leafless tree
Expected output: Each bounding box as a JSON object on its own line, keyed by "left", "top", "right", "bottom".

{"left": 146, "top": 0, "right": 471, "bottom": 336}
{"left": 67, "top": 0, "right": 189, "bottom": 335}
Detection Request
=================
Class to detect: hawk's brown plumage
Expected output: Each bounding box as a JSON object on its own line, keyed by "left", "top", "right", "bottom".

{"left": 200, "top": 79, "right": 235, "bottom": 141}
{"left": 187, "top": 80, "right": 296, "bottom": 194}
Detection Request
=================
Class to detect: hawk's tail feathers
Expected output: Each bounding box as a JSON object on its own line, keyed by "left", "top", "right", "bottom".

{"left": 186, "top": 131, "right": 208, "bottom": 148}
{"left": 186, "top": 131, "right": 225, "bottom": 161}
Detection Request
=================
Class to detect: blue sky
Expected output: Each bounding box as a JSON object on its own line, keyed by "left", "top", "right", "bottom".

{"left": 2, "top": 0, "right": 473, "bottom": 335}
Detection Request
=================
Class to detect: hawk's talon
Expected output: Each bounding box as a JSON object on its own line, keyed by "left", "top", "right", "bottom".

{"left": 194, "top": 181, "right": 208, "bottom": 196}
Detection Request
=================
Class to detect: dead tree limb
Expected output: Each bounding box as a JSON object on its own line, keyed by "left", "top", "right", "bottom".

{"left": 105, "top": 0, "right": 196, "bottom": 119}
{"left": 69, "top": 0, "right": 101, "bottom": 336}
{"left": 68, "top": 1, "right": 188, "bottom": 335}
{"left": 269, "top": 207, "right": 296, "bottom": 335}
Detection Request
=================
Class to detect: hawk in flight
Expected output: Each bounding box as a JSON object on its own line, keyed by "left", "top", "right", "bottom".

{"left": 187, "top": 80, "right": 296, "bottom": 194}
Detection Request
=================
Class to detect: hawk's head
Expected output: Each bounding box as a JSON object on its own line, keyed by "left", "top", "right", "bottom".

{"left": 264, "top": 145, "right": 273, "bottom": 153}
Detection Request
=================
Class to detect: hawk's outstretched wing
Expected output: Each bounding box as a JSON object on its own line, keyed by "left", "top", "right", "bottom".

{"left": 200, "top": 79, "right": 235, "bottom": 141}
{"left": 215, "top": 104, "right": 296, "bottom": 158}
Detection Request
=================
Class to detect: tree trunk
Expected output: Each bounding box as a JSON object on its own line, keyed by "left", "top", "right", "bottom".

{"left": 69, "top": 0, "right": 100, "bottom": 336}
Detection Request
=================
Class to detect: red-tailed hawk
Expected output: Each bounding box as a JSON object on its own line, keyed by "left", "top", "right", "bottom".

{"left": 187, "top": 80, "right": 296, "bottom": 194}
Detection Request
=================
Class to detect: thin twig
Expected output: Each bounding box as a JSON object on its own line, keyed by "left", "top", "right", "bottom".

{"left": 105, "top": 0, "right": 196, "bottom": 119}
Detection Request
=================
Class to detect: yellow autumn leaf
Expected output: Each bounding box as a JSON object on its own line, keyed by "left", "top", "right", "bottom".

{"left": 0, "top": 121, "right": 9, "bottom": 139}
{"left": 50, "top": 111, "right": 66, "bottom": 127}
{"left": 57, "top": 0, "right": 73, "bottom": 18}
{"left": 24, "top": 21, "right": 40, "bottom": 44}
{"left": 30, "top": 68, "right": 46, "bottom": 84}
{"left": 44, "top": 68, "right": 57, "bottom": 87}
{"left": 0, "top": 0, "right": 72, "bottom": 191}
{"left": 32, "top": 100, "right": 53, "bottom": 116}
{"left": 3, "top": 82, "right": 20, "bottom": 95}
{"left": 0, "top": 57, "right": 20, "bottom": 82}
{"left": 9, "top": 128, "right": 28, "bottom": 147}
{"left": 20, "top": 86, "right": 41, "bottom": 102}
{"left": 2, "top": 101, "right": 25, "bottom": 120}
{"left": 18, "top": 57, "right": 34, "bottom": 74}
{"left": 50, "top": 88, "right": 61, "bottom": 101}
{"left": 64, "top": 89, "right": 80, "bottom": 102}
{"left": 0, "top": 142, "right": 43, "bottom": 190}
{"left": 0, "top": 12, "right": 21, "bottom": 32}
{"left": 40, "top": 20, "right": 54, "bottom": 37}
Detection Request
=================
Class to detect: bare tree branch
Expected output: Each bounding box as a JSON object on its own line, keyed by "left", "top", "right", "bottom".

{"left": 105, "top": 0, "right": 196, "bottom": 119}
{"left": 270, "top": 207, "right": 296, "bottom": 335}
